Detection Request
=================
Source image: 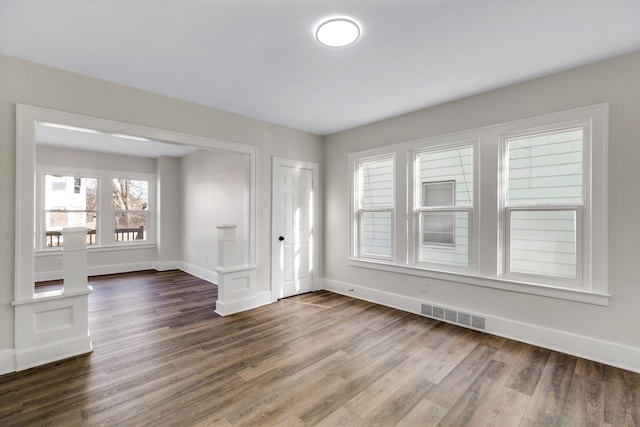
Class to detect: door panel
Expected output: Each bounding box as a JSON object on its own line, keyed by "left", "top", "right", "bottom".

{"left": 273, "top": 161, "right": 315, "bottom": 299}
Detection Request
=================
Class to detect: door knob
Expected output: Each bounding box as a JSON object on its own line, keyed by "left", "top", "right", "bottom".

{"left": 278, "top": 236, "right": 285, "bottom": 241}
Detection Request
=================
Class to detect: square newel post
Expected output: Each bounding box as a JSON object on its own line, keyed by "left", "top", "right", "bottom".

{"left": 215, "top": 224, "right": 257, "bottom": 317}
{"left": 217, "top": 224, "right": 238, "bottom": 269}
{"left": 11, "top": 226, "right": 93, "bottom": 371}
{"left": 62, "top": 227, "right": 90, "bottom": 293}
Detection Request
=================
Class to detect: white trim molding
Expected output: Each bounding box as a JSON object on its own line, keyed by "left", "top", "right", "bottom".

{"left": 12, "top": 292, "right": 93, "bottom": 371}
{"left": 0, "top": 349, "right": 16, "bottom": 375}
{"left": 180, "top": 262, "right": 220, "bottom": 285}
{"left": 215, "top": 266, "right": 257, "bottom": 316}
{"left": 35, "top": 261, "right": 160, "bottom": 282}
{"left": 322, "top": 278, "right": 639, "bottom": 374}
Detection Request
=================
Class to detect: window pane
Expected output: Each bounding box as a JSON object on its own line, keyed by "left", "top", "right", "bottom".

{"left": 419, "top": 211, "right": 469, "bottom": 267}
{"left": 418, "top": 146, "right": 472, "bottom": 207}
{"left": 44, "top": 212, "right": 97, "bottom": 247}
{"left": 360, "top": 158, "right": 394, "bottom": 208}
{"left": 45, "top": 175, "right": 97, "bottom": 210}
{"left": 423, "top": 181, "right": 454, "bottom": 207}
{"left": 113, "top": 179, "right": 149, "bottom": 210}
{"left": 509, "top": 209, "right": 577, "bottom": 279}
{"left": 360, "top": 211, "right": 392, "bottom": 257}
{"left": 44, "top": 175, "right": 98, "bottom": 247}
{"left": 507, "top": 128, "right": 583, "bottom": 206}
{"left": 421, "top": 212, "right": 455, "bottom": 246}
{"left": 114, "top": 212, "right": 147, "bottom": 242}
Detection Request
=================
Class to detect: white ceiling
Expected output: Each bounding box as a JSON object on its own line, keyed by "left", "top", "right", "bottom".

{"left": 1, "top": 0, "right": 640, "bottom": 136}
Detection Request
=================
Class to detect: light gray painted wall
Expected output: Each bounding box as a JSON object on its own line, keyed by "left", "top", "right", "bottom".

{"left": 181, "top": 149, "right": 249, "bottom": 270}
{"left": 157, "top": 156, "right": 182, "bottom": 264}
{"left": 0, "top": 54, "right": 323, "bottom": 356}
{"left": 36, "top": 145, "right": 157, "bottom": 173}
{"left": 324, "top": 51, "right": 640, "bottom": 349}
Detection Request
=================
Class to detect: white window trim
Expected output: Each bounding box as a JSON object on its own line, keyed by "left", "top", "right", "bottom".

{"left": 351, "top": 152, "right": 397, "bottom": 262}
{"left": 411, "top": 141, "right": 477, "bottom": 272}
{"left": 36, "top": 165, "right": 157, "bottom": 251}
{"left": 348, "top": 103, "right": 608, "bottom": 305}
{"left": 110, "top": 172, "right": 156, "bottom": 246}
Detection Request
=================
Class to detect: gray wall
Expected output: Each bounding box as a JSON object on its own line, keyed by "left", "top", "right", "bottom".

{"left": 324, "top": 51, "right": 640, "bottom": 349}
{"left": 181, "top": 149, "right": 249, "bottom": 270}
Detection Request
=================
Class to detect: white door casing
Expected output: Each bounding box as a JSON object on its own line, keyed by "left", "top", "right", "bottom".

{"left": 272, "top": 157, "right": 319, "bottom": 300}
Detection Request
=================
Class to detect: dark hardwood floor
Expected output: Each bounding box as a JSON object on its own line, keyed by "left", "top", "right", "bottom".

{"left": 1, "top": 270, "right": 639, "bottom": 426}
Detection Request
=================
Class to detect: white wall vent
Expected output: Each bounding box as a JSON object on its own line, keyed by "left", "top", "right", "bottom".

{"left": 444, "top": 309, "right": 457, "bottom": 323}
{"left": 472, "top": 315, "right": 486, "bottom": 330}
{"left": 458, "top": 312, "right": 472, "bottom": 327}
{"left": 421, "top": 304, "right": 433, "bottom": 316}
{"left": 420, "top": 303, "right": 486, "bottom": 331}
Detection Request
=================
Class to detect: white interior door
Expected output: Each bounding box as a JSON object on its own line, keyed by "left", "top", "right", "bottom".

{"left": 272, "top": 158, "right": 318, "bottom": 299}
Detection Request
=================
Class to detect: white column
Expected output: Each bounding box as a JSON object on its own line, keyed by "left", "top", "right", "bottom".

{"left": 11, "top": 226, "right": 93, "bottom": 372}
{"left": 62, "top": 227, "right": 89, "bottom": 293}
{"left": 217, "top": 224, "right": 238, "bottom": 269}
{"left": 215, "top": 224, "right": 257, "bottom": 316}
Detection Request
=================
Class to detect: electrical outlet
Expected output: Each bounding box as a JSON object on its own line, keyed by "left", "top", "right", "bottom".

{"left": 55, "top": 256, "right": 63, "bottom": 265}
{"left": 419, "top": 281, "right": 428, "bottom": 293}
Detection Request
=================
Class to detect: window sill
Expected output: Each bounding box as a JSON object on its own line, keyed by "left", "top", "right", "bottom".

{"left": 348, "top": 258, "right": 609, "bottom": 306}
{"left": 35, "top": 242, "right": 157, "bottom": 256}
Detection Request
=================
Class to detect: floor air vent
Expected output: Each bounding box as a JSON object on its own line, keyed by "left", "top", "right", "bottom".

{"left": 420, "top": 303, "right": 486, "bottom": 331}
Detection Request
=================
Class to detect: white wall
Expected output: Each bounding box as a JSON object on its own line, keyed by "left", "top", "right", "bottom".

{"left": 181, "top": 149, "right": 249, "bottom": 273}
{"left": 323, "top": 51, "right": 640, "bottom": 370}
{"left": 0, "top": 54, "right": 323, "bottom": 369}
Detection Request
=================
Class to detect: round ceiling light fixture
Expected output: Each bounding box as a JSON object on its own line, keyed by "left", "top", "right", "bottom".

{"left": 316, "top": 18, "right": 360, "bottom": 47}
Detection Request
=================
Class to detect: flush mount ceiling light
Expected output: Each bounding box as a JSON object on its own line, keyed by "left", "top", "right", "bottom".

{"left": 316, "top": 18, "right": 360, "bottom": 47}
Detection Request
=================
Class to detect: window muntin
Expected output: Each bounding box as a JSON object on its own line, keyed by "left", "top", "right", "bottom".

{"left": 504, "top": 127, "right": 584, "bottom": 283}
{"left": 357, "top": 156, "right": 394, "bottom": 259}
{"left": 113, "top": 178, "right": 149, "bottom": 242}
{"left": 416, "top": 146, "right": 473, "bottom": 268}
{"left": 43, "top": 174, "right": 98, "bottom": 247}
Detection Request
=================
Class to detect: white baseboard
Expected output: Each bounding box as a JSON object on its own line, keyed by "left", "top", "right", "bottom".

{"left": 155, "top": 261, "right": 182, "bottom": 271}
{"left": 180, "top": 262, "right": 219, "bottom": 284}
{"left": 15, "top": 335, "right": 92, "bottom": 372}
{"left": 322, "top": 278, "right": 640, "bottom": 374}
{"left": 215, "top": 296, "right": 256, "bottom": 317}
{"left": 34, "top": 270, "right": 64, "bottom": 282}
{"left": 35, "top": 261, "right": 158, "bottom": 282}
{"left": 0, "top": 349, "right": 16, "bottom": 375}
{"left": 256, "top": 290, "right": 273, "bottom": 307}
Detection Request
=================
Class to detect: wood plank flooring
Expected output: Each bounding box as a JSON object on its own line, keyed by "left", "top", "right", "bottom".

{"left": 1, "top": 270, "right": 639, "bottom": 426}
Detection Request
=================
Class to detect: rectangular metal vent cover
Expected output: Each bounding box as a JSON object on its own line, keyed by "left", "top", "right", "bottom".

{"left": 420, "top": 303, "right": 486, "bottom": 331}
{"left": 421, "top": 304, "right": 433, "bottom": 316}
